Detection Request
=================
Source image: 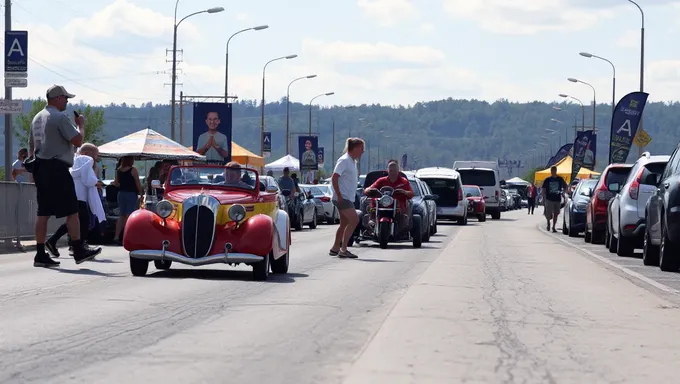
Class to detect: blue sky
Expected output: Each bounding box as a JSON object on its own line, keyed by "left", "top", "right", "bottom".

{"left": 7, "top": 0, "right": 680, "bottom": 108}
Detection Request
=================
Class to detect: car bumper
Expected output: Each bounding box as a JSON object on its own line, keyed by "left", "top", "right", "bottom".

{"left": 130, "top": 249, "right": 264, "bottom": 266}
{"left": 437, "top": 205, "right": 466, "bottom": 219}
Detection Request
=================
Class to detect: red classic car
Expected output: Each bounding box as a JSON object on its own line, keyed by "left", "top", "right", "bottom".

{"left": 123, "top": 165, "right": 291, "bottom": 281}
{"left": 463, "top": 185, "right": 487, "bottom": 222}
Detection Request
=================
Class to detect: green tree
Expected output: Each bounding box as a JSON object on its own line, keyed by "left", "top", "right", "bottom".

{"left": 14, "top": 100, "right": 106, "bottom": 147}
{"left": 14, "top": 99, "right": 47, "bottom": 147}
{"left": 0, "top": 166, "right": 5, "bottom": 180}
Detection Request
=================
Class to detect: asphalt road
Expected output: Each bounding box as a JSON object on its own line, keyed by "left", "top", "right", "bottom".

{"left": 4, "top": 209, "right": 680, "bottom": 383}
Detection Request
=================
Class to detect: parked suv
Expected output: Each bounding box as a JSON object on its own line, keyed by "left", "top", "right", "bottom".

{"left": 643, "top": 142, "right": 680, "bottom": 271}
{"left": 563, "top": 179, "right": 598, "bottom": 238}
{"left": 607, "top": 152, "right": 669, "bottom": 256}
{"left": 584, "top": 163, "right": 633, "bottom": 244}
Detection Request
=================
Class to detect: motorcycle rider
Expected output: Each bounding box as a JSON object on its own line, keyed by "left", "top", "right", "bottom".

{"left": 363, "top": 160, "right": 414, "bottom": 236}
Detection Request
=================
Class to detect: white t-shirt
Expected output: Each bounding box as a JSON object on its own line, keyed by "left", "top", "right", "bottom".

{"left": 332, "top": 152, "right": 358, "bottom": 201}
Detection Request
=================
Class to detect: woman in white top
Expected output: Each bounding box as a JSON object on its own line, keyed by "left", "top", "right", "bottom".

{"left": 329, "top": 137, "right": 365, "bottom": 258}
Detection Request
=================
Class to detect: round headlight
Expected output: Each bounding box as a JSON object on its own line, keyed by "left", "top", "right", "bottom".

{"left": 379, "top": 195, "right": 393, "bottom": 207}
{"left": 156, "top": 200, "right": 174, "bottom": 219}
{"left": 228, "top": 204, "right": 247, "bottom": 223}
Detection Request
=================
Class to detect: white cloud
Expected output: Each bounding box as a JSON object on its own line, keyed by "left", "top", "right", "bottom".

{"left": 302, "top": 38, "right": 446, "bottom": 66}
{"left": 419, "top": 23, "right": 436, "bottom": 35}
{"left": 357, "top": 0, "right": 418, "bottom": 26}
{"left": 616, "top": 29, "right": 641, "bottom": 48}
{"left": 442, "top": 0, "right": 619, "bottom": 34}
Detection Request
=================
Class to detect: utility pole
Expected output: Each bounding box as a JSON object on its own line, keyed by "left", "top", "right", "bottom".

{"left": 3, "top": 0, "right": 12, "bottom": 181}
{"left": 331, "top": 118, "right": 335, "bottom": 164}
{"left": 179, "top": 90, "right": 184, "bottom": 146}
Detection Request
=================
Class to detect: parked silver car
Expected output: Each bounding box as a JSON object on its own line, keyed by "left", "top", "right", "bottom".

{"left": 300, "top": 184, "right": 339, "bottom": 224}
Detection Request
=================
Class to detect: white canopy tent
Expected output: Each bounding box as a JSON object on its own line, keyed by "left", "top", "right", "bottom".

{"left": 506, "top": 177, "right": 530, "bottom": 185}
{"left": 264, "top": 154, "right": 300, "bottom": 172}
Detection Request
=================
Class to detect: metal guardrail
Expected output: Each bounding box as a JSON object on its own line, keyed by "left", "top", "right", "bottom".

{"left": 1, "top": 181, "right": 64, "bottom": 251}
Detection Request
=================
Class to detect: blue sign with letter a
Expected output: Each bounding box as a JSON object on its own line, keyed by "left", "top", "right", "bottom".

{"left": 5, "top": 30, "right": 28, "bottom": 72}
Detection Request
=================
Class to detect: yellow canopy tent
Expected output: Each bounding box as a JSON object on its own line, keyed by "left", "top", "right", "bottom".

{"left": 188, "top": 142, "right": 264, "bottom": 167}
{"left": 534, "top": 156, "right": 601, "bottom": 186}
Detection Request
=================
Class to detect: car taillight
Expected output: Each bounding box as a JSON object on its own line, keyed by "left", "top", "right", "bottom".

{"left": 495, "top": 190, "right": 499, "bottom": 199}
{"left": 458, "top": 188, "right": 463, "bottom": 201}
{"left": 628, "top": 168, "right": 644, "bottom": 200}
{"left": 320, "top": 196, "right": 330, "bottom": 202}
{"left": 597, "top": 190, "right": 608, "bottom": 200}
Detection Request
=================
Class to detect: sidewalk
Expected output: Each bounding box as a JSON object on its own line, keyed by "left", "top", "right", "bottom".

{"left": 341, "top": 211, "right": 680, "bottom": 383}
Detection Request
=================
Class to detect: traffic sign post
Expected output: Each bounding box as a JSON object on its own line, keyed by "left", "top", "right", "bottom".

{"left": 0, "top": 99, "right": 23, "bottom": 114}
{"left": 5, "top": 30, "right": 27, "bottom": 73}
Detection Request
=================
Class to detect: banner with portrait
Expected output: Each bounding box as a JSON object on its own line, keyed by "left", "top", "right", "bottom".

{"left": 570, "top": 130, "right": 596, "bottom": 183}
{"left": 192, "top": 102, "right": 232, "bottom": 165}
{"left": 298, "top": 135, "right": 319, "bottom": 171}
{"left": 317, "top": 147, "right": 325, "bottom": 167}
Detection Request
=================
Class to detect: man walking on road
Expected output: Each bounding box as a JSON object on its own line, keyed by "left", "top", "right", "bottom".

{"left": 329, "top": 137, "right": 364, "bottom": 259}
{"left": 541, "top": 166, "right": 567, "bottom": 233}
{"left": 527, "top": 183, "right": 537, "bottom": 215}
{"left": 29, "top": 85, "right": 101, "bottom": 267}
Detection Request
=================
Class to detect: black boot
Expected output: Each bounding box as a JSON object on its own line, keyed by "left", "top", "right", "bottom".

{"left": 34, "top": 244, "right": 60, "bottom": 268}
{"left": 72, "top": 240, "right": 102, "bottom": 264}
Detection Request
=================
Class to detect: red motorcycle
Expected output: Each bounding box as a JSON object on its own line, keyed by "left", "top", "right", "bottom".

{"left": 356, "top": 171, "right": 422, "bottom": 249}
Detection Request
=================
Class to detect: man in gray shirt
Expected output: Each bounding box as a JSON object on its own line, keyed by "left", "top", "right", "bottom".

{"left": 29, "top": 85, "right": 101, "bottom": 268}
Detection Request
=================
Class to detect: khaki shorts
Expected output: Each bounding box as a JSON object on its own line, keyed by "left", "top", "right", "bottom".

{"left": 544, "top": 200, "right": 561, "bottom": 219}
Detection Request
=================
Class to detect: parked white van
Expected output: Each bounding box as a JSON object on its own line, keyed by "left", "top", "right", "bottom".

{"left": 415, "top": 167, "right": 469, "bottom": 225}
{"left": 453, "top": 161, "right": 502, "bottom": 220}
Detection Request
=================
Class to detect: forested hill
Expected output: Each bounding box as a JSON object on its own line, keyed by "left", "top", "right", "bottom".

{"left": 2, "top": 97, "right": 679, "bottom": 174}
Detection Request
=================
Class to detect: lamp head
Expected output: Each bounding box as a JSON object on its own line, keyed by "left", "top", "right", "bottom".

{"left": 567, "top": 77, "right": 578, "bottom": 83}
{"left": 253, "top": 25, "right": 269, "bottom": 30}
{"left": 579, "top": 52, "right": 593, "bottom": 58}
{"left": 325, "top": 92, "right": 335, "bottom": 96}
{"left": 558, "top": 93, "right": 568, "bottom": 98}
{"left": 207, "top": 7, "right": 224, "bottom": 13}
{"left": 285, "top": 54, "right": 298, "bottom": 59}
{"left": 306, "top": 74, "right": 317, "bottom": 79}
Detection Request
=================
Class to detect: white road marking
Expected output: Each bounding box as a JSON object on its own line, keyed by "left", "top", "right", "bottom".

{"left": 537, "top": 224, "right": 679, "bottom": 295}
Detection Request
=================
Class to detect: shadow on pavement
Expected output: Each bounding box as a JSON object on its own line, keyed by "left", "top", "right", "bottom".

{"left": 147, "top": 269, "right": 308, "bottom": 283}
{"left": 49, "top": 268, "right": 123, "bottom": 277}
{"left": 352, "top": 258, "right": 399, "bottom": 263}
{"left": 89, "top": 259, "right": 124, "bottom": 264}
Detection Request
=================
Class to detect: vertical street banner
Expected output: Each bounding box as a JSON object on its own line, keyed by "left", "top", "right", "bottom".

{"left": 545, "top": 144, "right": 574, "bottom": 168}
{"left": 609, "top": 91, "right": 649, "bottom": 164}
{"left": 298, "top": 135, "right": 319, "bottom": 171}
{"left": 583, "top": 132, "right": 597, "bottom": 170}
{"left": 317, "top": 147, "right": 325, "bottom": 167}
{"left": 192, "top": 102, "right": 232, "bottom": 165}
{"left": 262, "top": 132, "right": 271, "bottom": 156}
{"left": 570, "top": 130, "right": 595, "bottom": 183}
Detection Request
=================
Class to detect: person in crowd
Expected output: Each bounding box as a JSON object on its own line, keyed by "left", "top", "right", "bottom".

{"left": 11, "top": 148, "right": 29, "bottom": 183}
{"left": 329, "top": 137, "right": 365, "bottom": 259}
{"left": 45, "top": 143, "right": 105, "bottom": 257}
{"left": 363, "top": 159, "right": 414, "bottom": 234}
{"left": 541, "top": 166, "right": 568, "bottom": 233}
{"left": 29, "top": 85, "right": 100, "bottom": 267}
{"left": 222, "top": 161, "right": 253, "bottom": 188}
{"left": 278, "top": 167, "right": 299, "bottom": 194}
{"left": 527, "top": 182, "right": 537, "bottom": 215}
{"left": 146, "top": 161, "right": 162, "bottom": 192}
{"left": 112, "top": 155, "right": 144, "bottom": 245}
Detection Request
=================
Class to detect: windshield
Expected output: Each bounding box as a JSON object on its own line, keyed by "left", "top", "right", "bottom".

{"left": 168, "top": 166, "right": 257, "bottom": 190}
{"left": 458, "top": 169, "right": 496, "bottom": 186}
{"left": 409, "top": 181, "right": 421, "bottom": 196}
{"left": 463, "top": 186, "right": 481, "bottom": 196}
{"left": 605, "top": 168, "right": 632, "bottom": 190}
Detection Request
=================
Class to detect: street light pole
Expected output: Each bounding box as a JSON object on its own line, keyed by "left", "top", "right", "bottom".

{"left": 286, "top": 74, "right": 317, "bottom": 154}
{"left": 579, "top": 52, "right": 616, "bottom": 119}
{"left": 308, "top": 92, "right": 335, "bottom": 134}
{"left": 628, "top": 0, "right": 645, "bottom": 155}
{"left": 260, "top": 54, "right": 298, "bottom": 156}
{"left": 558, "top": 94, "right": 585, "bottom": 140}
{"left": 224, "top": 25, "right": 268, "bottom": 101}
{"left": 568, "top": 78, "right": 596, "bottom": 133}
{"left": 170, "top": 2, "right": 224, "bottom": 141}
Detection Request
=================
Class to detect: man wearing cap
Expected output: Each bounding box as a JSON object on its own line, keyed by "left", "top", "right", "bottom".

{"left": 29, "top": 85, "right": 101, "bottom": 268}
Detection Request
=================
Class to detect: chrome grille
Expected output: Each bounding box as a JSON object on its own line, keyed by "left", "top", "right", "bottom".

{"left": 181, "top": 194, "right": 219, "bottom": 258}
